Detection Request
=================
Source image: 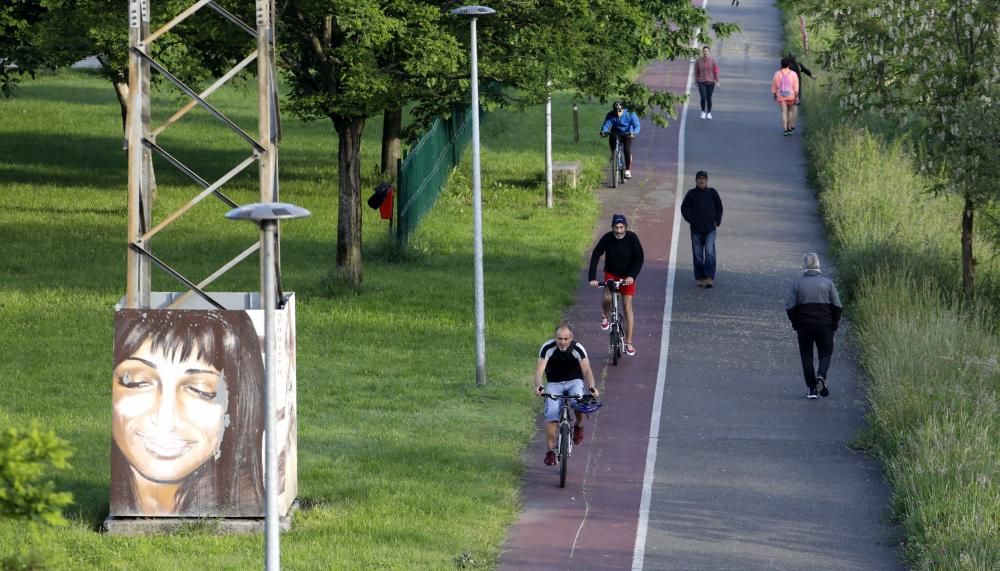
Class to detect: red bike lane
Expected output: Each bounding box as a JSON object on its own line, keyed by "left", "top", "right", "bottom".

{"left": 499, "top": 58, "right": 690, "bottom": 570}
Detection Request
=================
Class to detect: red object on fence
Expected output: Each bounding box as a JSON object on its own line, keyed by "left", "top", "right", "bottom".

{"left": 379, "top": 189, "right": 394, "bottom": 220}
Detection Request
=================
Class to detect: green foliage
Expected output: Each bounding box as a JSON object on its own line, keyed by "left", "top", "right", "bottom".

{"left": 0, "top": 423, "right": 74, "bottom": 527}
{"left": 280, "top": 0, "right": 461, "bottom": 123}
{"left": 797, "top": 0, "right": 999, "bottom": 296}
{"left": 924, "top": 91, "right": 1000, "bottom": 205}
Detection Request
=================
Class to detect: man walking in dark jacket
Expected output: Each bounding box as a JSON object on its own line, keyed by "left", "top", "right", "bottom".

{"left": 680, "top": 171, "right": 724, "bottom": 287}
{"left": 785, "top": 253, "right": 843, "bottom": 399}
{"left": 588, "top": 214, "right": 644, "bottom": 355}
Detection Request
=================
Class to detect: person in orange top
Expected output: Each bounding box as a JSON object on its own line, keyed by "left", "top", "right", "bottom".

{"left": 771, "top": 56, "right": 800, "bottom": 136}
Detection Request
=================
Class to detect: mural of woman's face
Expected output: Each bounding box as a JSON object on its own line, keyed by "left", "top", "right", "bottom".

{"left": 112, "top": 338, "right": 229, "bottom": 483}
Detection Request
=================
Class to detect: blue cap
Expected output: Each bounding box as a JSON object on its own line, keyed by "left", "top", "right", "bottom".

{"left": 611, "top": 214, "right": 627, "bottom": 227}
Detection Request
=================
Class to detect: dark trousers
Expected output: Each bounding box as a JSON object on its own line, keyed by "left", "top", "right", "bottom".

{"left": 607, "top": 133, "right": 633, "bottom": 169}
{"left": 796, "top": 327, "right": 835, "bottom": 389}
{"left": 697, "top": 82, "right": 716, "bottom": 112}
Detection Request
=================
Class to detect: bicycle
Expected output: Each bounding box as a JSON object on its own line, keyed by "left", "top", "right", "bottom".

{"left": 601, "top": 132, "right": 632, "bottom": 188}
{"left": 541, "top": 392, "right": 603, "bottom": 487}
{"left": 599, "top": 280, "right": 626, "bottom": 365}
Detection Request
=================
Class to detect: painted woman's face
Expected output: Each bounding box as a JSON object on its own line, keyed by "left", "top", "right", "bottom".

{"left": 112, "top": 339, "right": 229, "bottom": 483}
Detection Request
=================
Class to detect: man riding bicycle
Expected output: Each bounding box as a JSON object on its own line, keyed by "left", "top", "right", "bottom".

{"left": 534, "top": 323, "right": 599, "bottom": 466}
{"left": 588, "top": 214, "right": 645, "bottom": 355}
{"left": 600, "top": 101, "right": 641, "bottom": 179}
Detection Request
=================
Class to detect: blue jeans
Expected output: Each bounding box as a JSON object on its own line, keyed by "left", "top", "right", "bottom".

{"left": 691, "top": 229, "right": 717, "bottom": 280}
{"left": 697, "top": 82, "right": 715, "bottom": 112}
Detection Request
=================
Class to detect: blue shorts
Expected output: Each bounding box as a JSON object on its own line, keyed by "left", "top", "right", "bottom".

{"left": 544, "top": 379, "right": 585, "bottom": 422}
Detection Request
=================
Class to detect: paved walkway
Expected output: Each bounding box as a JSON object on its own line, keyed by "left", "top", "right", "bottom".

{"left": 499, "top": 1, "right": 901, "bottom": 570}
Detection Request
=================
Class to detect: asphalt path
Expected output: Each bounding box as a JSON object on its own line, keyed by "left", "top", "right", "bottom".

{"left": 499, "top": 1, "right": 902, "bottom": 569}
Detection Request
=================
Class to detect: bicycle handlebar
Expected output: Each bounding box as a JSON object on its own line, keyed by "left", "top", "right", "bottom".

{"left": 597, "top": 279, "right": 625, "bottom": 290}
{"left": 540, "top": 388, "right": 598, "bottom": 399}
{"left": 540, "top": 393, "right": 582, "bottom": 400}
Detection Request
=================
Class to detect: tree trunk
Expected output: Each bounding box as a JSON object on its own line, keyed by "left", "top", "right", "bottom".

{"left": 961, "top": 196, "right": 976, "bottom": 299}
{"left": 333, "top": 116, "right": 366, "bottom": 289}
{"left": 114, "top": 81, "right": 129, "bottom": 142}
{"left": 381, "top": 107, "right": 402, "bottom": 179}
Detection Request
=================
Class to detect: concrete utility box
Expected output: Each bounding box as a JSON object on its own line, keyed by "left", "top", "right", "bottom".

{"left": 108, "top": 293, "right": 297, "bottom": 522}
{"left": 552, "top": 161, "right": 583, "bottom": 189}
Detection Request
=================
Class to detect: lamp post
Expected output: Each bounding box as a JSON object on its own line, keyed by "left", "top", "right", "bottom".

{"left": 226, "top": 202, "right": 310, "bottom": 570}
{"left": 451, "top": 5, "right": 494, "bottom": 386}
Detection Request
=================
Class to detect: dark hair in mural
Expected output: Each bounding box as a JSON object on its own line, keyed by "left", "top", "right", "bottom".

{"left": 111, "top": 310, "right": 264, "bottom": 517}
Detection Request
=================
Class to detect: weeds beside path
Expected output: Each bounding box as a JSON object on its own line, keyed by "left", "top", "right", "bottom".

{"left": 783, "top": 11, "right": 1000, "bottom": 568}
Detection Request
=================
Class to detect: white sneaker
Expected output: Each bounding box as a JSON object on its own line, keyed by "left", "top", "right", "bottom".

{"left": 624, "top": 170, "right": 632, "bottom": 179}
{"left": 707, "top": 113, "right": 713, "bottom": 120}
{"left": 700, "top": 111, "right": 707, "bottom": 119}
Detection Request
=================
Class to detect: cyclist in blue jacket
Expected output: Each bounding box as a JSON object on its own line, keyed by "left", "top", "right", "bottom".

{"left": 600, "top": 101, "right": 641, "bottom": 179}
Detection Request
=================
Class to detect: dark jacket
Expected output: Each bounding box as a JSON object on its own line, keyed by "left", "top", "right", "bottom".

{"left": 588, "top": 231, "right": 644, "bottom": 281}
{"left": 680, "top": 186, "right": 723, "bottom": 234}
{"left": 789, "top": 60, "right": 813, "bottom": 79}
{"left": 785, "top": 270, "right": 842, "bottom": 330}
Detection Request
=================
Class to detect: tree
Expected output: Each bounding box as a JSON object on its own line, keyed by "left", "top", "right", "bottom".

{"left": 803, "top": 0, "right": 999, "bottom": 297}
{"left": 279, "top": 0, "right": 462, "bottom": 288}
{"left": 474, "top": 0, "right": 738, "bottom": 124}
{"left": 2, "top": 0, "right": 253, "bottom": 133}
{"left": 0, "top": 0, "right": 65, "bottom": 97}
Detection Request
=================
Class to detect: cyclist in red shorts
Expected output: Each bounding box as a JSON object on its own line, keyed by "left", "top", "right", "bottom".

{"left": 588, "top": 214, "right": 645, "bottom": 355}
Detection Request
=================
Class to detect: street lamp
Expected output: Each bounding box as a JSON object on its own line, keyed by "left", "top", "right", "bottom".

{"left": 226, "top": 201, "right": 310, "bottom": 570}
{"left": 451, "top": 4, "right": 494, "bottom": 386}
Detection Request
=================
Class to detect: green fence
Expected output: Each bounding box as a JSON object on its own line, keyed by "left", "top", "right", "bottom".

{"left": 396, "top": 105, "right": 472, "bottom": 245}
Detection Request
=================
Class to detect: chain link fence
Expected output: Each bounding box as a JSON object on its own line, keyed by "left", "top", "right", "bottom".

{"left": 396, "top": 105, "right": 472, "bottom": 245}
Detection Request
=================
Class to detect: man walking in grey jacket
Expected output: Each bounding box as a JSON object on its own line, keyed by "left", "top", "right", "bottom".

{"left": 785, "top": 253, "right": 843, "bottom": 399}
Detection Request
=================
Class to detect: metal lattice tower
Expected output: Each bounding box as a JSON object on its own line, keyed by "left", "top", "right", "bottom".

{"left": 125, "top": 0, "right": 281, "bottom": 310}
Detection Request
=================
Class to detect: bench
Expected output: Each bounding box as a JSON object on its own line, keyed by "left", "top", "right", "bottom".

{"left": 552, "top": 161, "right": 583, "bottom": 189}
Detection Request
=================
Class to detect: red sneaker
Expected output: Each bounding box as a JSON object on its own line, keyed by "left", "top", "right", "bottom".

{"left": 599, "top": 317, "right": 610, "bottom": 331}
{"left": 625, "top": 343, "right": 636, "bottom": 356}
{"left": 573, "top": 425, "right": 584, "bottom": 445}
{"left": 544, "top": 450, "right": 557, "bottom": 466}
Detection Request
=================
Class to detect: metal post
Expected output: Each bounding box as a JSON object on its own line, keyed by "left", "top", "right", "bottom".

{"left": 545, "top": 81, "right": 553, "bottom": 208}
{"left": 573, "top": 104, "right": 579, "bottom": 143}
{"left": 255, "top": 1, "right": 280, "bottom": 567}
{"left": 261, "top": 219, "right": 280, "bottom": 571}
{"left": 451, "top": 5, "right": 494, "bottom": 386}
{"left": 227, "top": 203, "right": 310, "bottom": 569}
{"left": 470, "top": 15, "right": 487, "bottom": 385}
{"left": 126, "top": 0, "right": 151, "bottom": 308}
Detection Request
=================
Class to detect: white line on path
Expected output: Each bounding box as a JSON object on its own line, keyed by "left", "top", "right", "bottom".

{"left": 630, "top": 7, "right": 703, "bottom": 567}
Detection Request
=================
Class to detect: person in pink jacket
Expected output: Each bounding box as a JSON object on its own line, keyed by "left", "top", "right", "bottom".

{"left": 695, "top": 46, "right": 721, "bottom": 119}
{"left": 771, "top": 56, "right": 800, "bottom": 136}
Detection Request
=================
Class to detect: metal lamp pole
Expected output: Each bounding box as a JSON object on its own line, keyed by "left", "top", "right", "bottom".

{"left": 226, "top": 202, "right": 310, "bottom": 570}
{"left": 452, "top": 5, "right": 494, "bottom": 386}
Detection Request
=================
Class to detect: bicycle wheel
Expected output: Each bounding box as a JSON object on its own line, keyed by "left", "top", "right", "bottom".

{"left": 611, "top": 326, "right": 620, "bottom": 366}
{"left": 611, "top": 154, "right": 619, "bottom": 189}
{"left": 559, "top": 421, "right": 570, "bottom": 488}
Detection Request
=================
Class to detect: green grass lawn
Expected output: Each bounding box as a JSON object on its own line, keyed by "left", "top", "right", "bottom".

{"left": 0, "top": 69, "right": 611, "bottom": 569}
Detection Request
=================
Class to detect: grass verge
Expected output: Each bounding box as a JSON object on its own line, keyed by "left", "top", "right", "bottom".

{"left": 780, "top": 9, "right": 1000, "bottom": 569}
{"left": 0, "top": 69, "right": 608, "bottom": 569}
